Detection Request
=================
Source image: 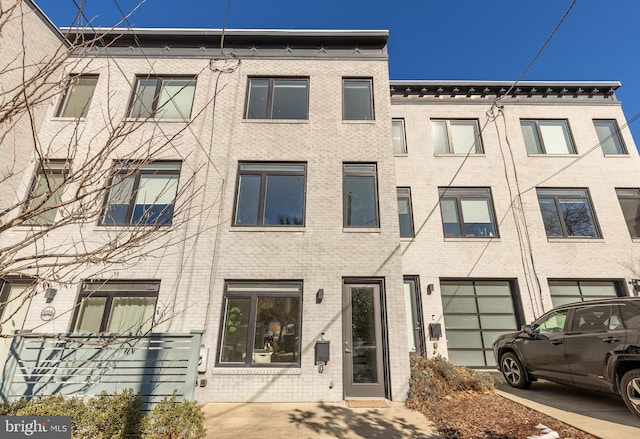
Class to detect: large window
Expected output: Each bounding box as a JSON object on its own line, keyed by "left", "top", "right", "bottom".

{"left": 55, "top": 75, "right": 98, "bottom": 118}
{"left": 439, "top": 188, "right": 498, "bottom": 238}
{"left": 397, "top": 187, "right": 414, "bottom": 238}
{"left": 392, "top": 119, "right": 407, "bottom": 154}
{"left": 548, "top": 280, "right": 621, "bottom": 307}
{"left": 245, "top": 78, "right": 308, "bottom": 120}
{"left": 344, "top": 164, "right": 379, "bottom": 227}
{"left": 100, "top": 162, "right": 181, "bottom": 226}
{"left": 536, "top": 188, "right": 600, "bottom": 238}
{"left": 71, "top": 281, "right": 159, "bottom": 334}
{"left": 616, "top": 188, "right": 640, "bottom": 238}
{"left": 432, "top": 120, "right": 483, "bottom": 154}
{"left": 24, "top": 160, "right": 68, "bottom": 225}
{"left": 521, "top": 120, "right": 575, "bottom": 154}
{"left": 442, "top": 280, "right": 520, "bottom": 367}
{"left": 594, "top": 120, "right": 627, "bottom": 155}
{"left": 343, "top": 78, "right": 374, "bottom": 121}
{"left": 128, "top": 76, "right": 196, "bottom": 119}
{"left": 218, "top": 281, "right": 302, "bottom": 367}
{"left": 234, "top": 163, "right": 306, "bottom": 226}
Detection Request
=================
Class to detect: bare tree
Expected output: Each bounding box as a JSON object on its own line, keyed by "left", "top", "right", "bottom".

{"left": 0, "top": 0, "right": 215, "bottom": 344}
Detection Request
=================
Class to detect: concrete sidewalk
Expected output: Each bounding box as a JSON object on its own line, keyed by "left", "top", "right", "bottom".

{"left": 202, "top": 401, "right": 441, "bottom": 439}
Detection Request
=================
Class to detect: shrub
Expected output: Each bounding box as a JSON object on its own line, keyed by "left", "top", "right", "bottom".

{"left": 80, "top": 389, "right": 144, "bottom": 439}
{"left": 140, "top": 393, "right": 206, "bottom": 439}
{"left": 407, "top": 355, "right": 494, "bottom": 405}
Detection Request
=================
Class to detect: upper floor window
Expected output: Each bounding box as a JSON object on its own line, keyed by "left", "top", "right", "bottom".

{"left": 616, "top": 188, "right": 640, "bottom": 238}
{"left": 218, "top": 281, "right": 302, "bottom": 367}
{"left": 521, "top": 120, "right": 575, "bottom": 154}
{"left": 234, "top": 163, "right": 306, "bottom": 226}
{"left": 71, "top": 280, "right": 158, "bottom": 334}
{"left": 343, "top": 78, "right": 373, "bottom": 121}
{"left": 536, "top": 188, "right": 600, "bottom": 238}
{"left": 55, "top": 75, "right": 98, "bottom": 118}
{"left": 344, "top": 163, "right": 379, "bottom": 227}
{"left": 439, "top": 188, "right": 498, "bottom": 238}
{"left": 432, "top": 120, "right": 483, "bottom": 154}
{"left": 245, "top": 78, "right": 309, "bottom": 120}
{"left": 100, "top": 161, "right": 181, "bottom": 226}
{"left": 392, "top": 119, "right": 407, "bottom": 154}
{"left": 397, "top": 187, "right": 414, "bottom": 237}
{"left": 594, "top": 120, "right": 627, "bottom": 155}
{"left": 24, "top": 160, "right": 68, "bottom": 225}
{"left": 128, "top": 76, "right": 196, "bottom": 119}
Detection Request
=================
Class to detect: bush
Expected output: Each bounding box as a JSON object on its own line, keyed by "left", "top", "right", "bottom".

{"left": 140, "top": 393, "right": 206, "bottom": 439}
{"left": 0, "top": 390, "right": 205, "bottom": 439}
{"left": 407, "top": 355, "right": 494, "bottom": 404}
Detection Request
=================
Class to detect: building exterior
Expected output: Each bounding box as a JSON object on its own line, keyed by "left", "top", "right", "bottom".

{"left": 1, "top": 0, "right": 639, "bottom": 404}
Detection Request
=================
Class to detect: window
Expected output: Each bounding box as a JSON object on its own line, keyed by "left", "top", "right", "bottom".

{"left": 218, "top": 281, "right": 302, "bottom": 367}
{"left": 344, "top": 164, "right": 379, "bottom": 227}
{"left": 234, "top": 163, "right": 306, "bottom": 226}
{"left": 616, "top": 189, "right": 640, "bottom": 238}
{"left": 71, "top": 281, "right": 159, "bottom": 334}
{"left": 245, "top": 78, "right": 308, "bottom": 120}
{"left": 100, "top": 162, "right": 180, "bottom": 226}
{"left": 536, "top": 188, "right": 600, "bottom": 238}
{"left": 397, "top": 187, "right": 414, "bottom": 237}
{"left": 439, "top": 188, "right": 498, "bottom": 238}
{"left": 24, "top": 160, "right": 68, "bottom": 225}
{"left": 392, "top": 119, "right": 407, "bottom": 154}
{"left": 128, "top": 76, "right": 196, "bottom": 119}
{"left": 55, "top": 75, "right": 98, "bottom": 118}
{"left": 521, "top": 120, "right": 575, "bottom": 154}
{"left": 432, "top": 120, "right": 483, "bottom": 154}
{"left": 533, "top": 310, "right": 568, "bottom": 335}
{"left": 570, "top": 305, "right": 618, "bottom": 333}
{"left": 343, "top": 78, "right": 373, "bottom": 120}
{"left": 404, "top": 276, "right": 425, "bottom": 356}
{"left": 548, "top": 280, "right": 620, "bottom": 307}
{"left": 441, "top": 280, "right": 520, "bottom": 367}
{"left": 594, "top": 120, "right": 627, "bottom": 155}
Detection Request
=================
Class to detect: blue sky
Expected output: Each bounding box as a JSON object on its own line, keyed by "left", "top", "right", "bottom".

{"left": 36, "top": 0, "right": 640, "bottom": 147}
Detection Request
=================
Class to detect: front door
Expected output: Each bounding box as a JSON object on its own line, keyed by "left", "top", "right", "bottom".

{"left": 342, "top": 282, "right": 386, "bottom": 398}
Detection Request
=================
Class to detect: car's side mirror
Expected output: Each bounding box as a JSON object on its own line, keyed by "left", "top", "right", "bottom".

{"left": 521, "top": 324, "right": 535, "bottom": 337}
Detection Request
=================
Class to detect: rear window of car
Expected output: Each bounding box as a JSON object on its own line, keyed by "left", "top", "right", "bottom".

{"left": 619, "top": 304, "right": 640, "bottom": 329}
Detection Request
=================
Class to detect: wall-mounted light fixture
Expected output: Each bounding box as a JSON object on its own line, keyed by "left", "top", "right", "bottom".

{"left": 426, "top": 284, "right": 434, "bottom": 295}
{"left": 44, "top": 288, "right": 57, "bottom": 303}
{"left": 316, "top": 289, "right": 324, "bottom": 304}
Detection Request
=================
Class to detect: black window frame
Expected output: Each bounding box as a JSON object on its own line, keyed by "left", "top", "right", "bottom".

{"left": 594, "top": 119, "right": 627, "bottom": 155}
{"left": 342, "top": 78, "right": 374, "bottom": 121}
{"left": 99, "top": 161, "right": 181, "bottom": 226}
{"left": 438, "top": 187, "right": 499, "bottom": 238}
{"left": 616, "top": 188, "right": 640, "bottom": 239}
{"left": 244, "top": 77, "right": 309, "bottom": 120}
{"left": 216, "top": 281, "right": 303, "bottom": 368}
{"left": 397, "top": 187, "right": 415, "bottom": 238}
{"left": 536, "top": 188, "right": 601, "bottom": 238}
{"left": 432, "top": 119, "right": 484, "bottom": 154}
{"left": 127, "top": 75, "right": 197, "bottom": 119}
{"left": 343, "top": 163, "right": 380, "bottom": 228}
{"left": 520, "top": 119, "right": 576, "bottom": 155}
{"left": 55, "top": 74, "right": 99, "bottom": 119}
{"left": 232, "top": 162, "right": 307, "bottom": 227}
{"left": 23, "top": 159, "right": 69, "bottom": 225}
{"left": 392, "top": 118, "right": 407, "bottom": 154}
{"left": 70, "top": 280, "right": 159, "bottom": 334}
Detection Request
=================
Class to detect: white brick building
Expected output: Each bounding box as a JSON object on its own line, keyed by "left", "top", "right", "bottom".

{"left": 1, "top": 0, "right": 639, "bottom": 404}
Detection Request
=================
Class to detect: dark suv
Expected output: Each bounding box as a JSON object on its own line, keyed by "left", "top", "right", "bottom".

{"left": 493, "top": 297, "right": 640, "bottom": 418}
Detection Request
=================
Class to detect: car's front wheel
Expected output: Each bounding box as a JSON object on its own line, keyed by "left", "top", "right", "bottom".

{"left": 620, "top": 369, "right": 640, "bottom": 418}
{"left": 500, "top": 352, "right": 531, "bottom": 389}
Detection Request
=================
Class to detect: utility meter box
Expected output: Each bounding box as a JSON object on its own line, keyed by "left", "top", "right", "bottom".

{"left": 429, "top": 323, "right": 442, "bottom": 340}
{"left": 314, "top": 340, "right": 330, "bottom": 365}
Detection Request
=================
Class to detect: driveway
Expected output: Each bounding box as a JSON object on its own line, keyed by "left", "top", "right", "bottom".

{"left": 494, "top": 375, "right": 640, "bottom": 438}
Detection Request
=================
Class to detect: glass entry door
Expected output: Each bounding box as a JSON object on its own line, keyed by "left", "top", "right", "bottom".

{"left": 342, "top": 282, "right": 386, "bottom": 398}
